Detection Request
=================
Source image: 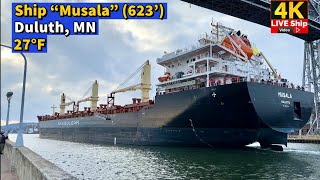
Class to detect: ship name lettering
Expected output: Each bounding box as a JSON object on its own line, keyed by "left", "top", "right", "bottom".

{"left": 58, "top": 120, "right": 80, "bottom": 126}
{"left": 278, "top": 92, "right": 292, "bottom": 99}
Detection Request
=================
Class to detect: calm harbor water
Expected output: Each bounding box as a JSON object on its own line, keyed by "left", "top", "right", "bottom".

{"left": 9, "top": 134, "right": 320, "bottom": 180}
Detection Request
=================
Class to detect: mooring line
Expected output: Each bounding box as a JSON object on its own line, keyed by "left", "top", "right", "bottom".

{"left": 189, "top": 119, "right": 214, "bottom": 148}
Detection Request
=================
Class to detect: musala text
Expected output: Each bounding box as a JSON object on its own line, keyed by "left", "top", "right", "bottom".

{"left": 278, "top": 92, "right": 292, "bottom": 99}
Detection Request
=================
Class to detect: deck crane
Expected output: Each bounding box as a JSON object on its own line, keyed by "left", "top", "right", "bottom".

{"left": 59, "top": 80, "right": 99, "bottom": 114}
{"left": 107, "top": 60, "right": 151, "bottom": 107}
{"left": 75, "top": 80, "right": 99, "bottom": 112}
{"left": 59, "top": 93, "right": 76, "bottom": 115}
{"left": 258, "top": 52, "right": 278, "bottom": 79}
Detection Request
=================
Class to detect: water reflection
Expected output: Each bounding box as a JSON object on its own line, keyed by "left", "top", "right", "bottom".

{"left": 141, "top": 146, "right": 318, "bottom": 179}
{"left": 8, "top": 135, "right": 320, "bottom": 179}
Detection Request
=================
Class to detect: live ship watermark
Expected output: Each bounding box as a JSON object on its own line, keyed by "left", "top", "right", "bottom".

{"left": 271, "top": 0, "right": 308, "bottom": 34}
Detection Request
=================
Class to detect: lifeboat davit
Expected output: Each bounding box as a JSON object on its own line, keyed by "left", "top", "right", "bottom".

{"left": 221, "top": 35, "right": 254, "bottom": 61}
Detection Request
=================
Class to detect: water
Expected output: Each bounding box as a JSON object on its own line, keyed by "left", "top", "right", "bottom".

{"left": 8, "top": 134, "right": 320, "bottom": 180}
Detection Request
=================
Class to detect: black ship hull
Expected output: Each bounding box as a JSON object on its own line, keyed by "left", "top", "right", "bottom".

{"left": 39, "top": 82, "right": 314, "bottom": 148}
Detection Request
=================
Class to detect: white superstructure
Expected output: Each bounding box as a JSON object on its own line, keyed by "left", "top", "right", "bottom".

{"left": 156, "top": 22, "right": 287, "bottom": 94}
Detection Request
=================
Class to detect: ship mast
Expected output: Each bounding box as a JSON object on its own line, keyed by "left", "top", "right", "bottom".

{"left": 51, "top": 104, "right": 57, "bottom": 116}
{"left": 59, "top": 93, "right": 76, "bottom": 115}
{"left": 108, "top": 60, "right": 151, "bottom": 106}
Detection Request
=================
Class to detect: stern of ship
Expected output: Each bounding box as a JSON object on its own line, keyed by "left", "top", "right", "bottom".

{"left": 247, "top": 82, "right": 314, "bottom": 147}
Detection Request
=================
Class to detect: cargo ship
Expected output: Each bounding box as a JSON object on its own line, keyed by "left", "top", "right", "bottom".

{"left": 38, "top": 23, "right": 314, "bottom": 149}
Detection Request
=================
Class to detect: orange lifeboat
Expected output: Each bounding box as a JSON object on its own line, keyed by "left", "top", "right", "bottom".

{"left": 158, "top": 72, "right": 171, "bottom": 82}
{"left": 221, "top": 35, "right": 254, "bottom": 61}
{"left": 158, "top": 76, "right": 168, "bottom": 82}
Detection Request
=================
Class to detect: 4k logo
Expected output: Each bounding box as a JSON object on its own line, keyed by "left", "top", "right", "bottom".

{"left": 271, "top": 0, "right": 308, "bottom": 34}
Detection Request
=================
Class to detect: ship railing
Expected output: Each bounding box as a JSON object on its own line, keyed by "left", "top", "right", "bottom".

{"left": 259, "top": 80, "right": 305, "bottom": 90}
{"left": 157, "top": 77, "right": 305, "bottom": 97}
{"left": 198, "top": 34, "right": 218, "bottom": 45}
{"left": 157, "top": 43, "right": 211, "bottom": 63}
{"left": 208, "top": 65, "right": 246, "bottom": 77}
{"left": 162, "top": 67, "right": 305, "bottom": 91}
{"left": 208, "top": 76, "right": 305, "bottom": 91}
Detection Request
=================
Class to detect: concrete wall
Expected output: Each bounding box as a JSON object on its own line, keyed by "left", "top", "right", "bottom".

{"left": 4, "top": 140, "right": 77, "bottom": 180}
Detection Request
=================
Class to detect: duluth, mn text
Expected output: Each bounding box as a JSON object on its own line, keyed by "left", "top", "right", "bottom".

{"left": 14, "top": 21, "right": 96, "bottom": 37}
{"left": 14, "top": 4, "right": 116, "bottom": 36}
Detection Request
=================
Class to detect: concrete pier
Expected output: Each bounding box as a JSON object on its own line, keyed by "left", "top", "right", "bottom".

{"left": 3, "top": 140, "right": 77, "bottom": 180}
{"left": 1, "top": 154, "right": 18, "bottom": 180}
{"left": 288, "top": 136, "right": 320, "bottom": 144}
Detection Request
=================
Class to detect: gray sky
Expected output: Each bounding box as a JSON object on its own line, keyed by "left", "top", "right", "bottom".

{"left": 1, "top": 0, "right": 305, "bottom": 124}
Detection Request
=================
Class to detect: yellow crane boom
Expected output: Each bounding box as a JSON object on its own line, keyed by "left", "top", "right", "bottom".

{"left": 111, "top": 84, "right": 141, "bottom": 94}
{"left": 76, "top": 80, "right": 99, "bottom": 111}
{"left": 108, "top": 60, "right": 151, "bottom": 106}
{"left": 59, "top": 80, "right": 99, "bottom": 114}
{"left": 259, "top": 52, "right": 278, "bottom": 79}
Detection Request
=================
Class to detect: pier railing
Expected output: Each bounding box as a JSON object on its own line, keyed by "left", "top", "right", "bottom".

{"left": 288, "top": 135, "right": 320, "bottom": 144}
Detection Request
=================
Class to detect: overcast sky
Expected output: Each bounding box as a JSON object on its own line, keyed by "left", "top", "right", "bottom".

{"left": 1, "top": 0, "right": 305, "bottom": 125}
